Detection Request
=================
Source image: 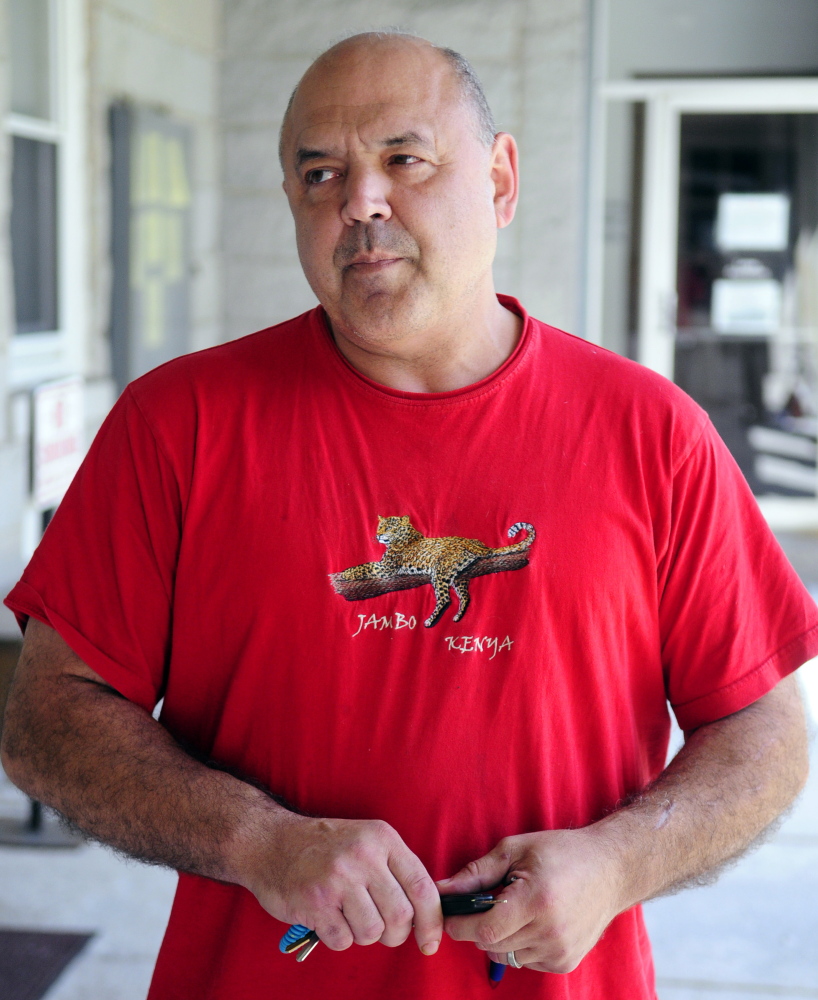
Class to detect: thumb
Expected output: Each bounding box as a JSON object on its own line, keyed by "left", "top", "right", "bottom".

{"left": 436, "top": 847, "right": 511, "bottom": 894}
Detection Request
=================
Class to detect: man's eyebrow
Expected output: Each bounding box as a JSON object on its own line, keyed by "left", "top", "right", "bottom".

{"left": 293, "top": 132, "right": 434, "bottom": 168}
{"left": 294, "top": 148, "right": 330, "bottom": 168}
{"left": 383, "top": 131, "right": 433, "bottom": 149}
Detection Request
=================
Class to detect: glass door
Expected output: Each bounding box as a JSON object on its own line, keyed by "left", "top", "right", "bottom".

{"left": 600, "top": 80, "right": 818, "bottom": 526}
{"left": 675, "top": 113, "right": 818, "bottom": 497}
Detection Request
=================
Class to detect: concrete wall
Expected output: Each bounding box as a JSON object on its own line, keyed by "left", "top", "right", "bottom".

{"left": 220, "top": 0, "right": 590, "bottom": 340}
{"left": 0, "top": 0, "right": 223, "bottom": 634}
{"left": 607, "top": 0, "right": 818, "bottom": 78}
{"left": 88, "top": 0, "right": 223, "bottom": 377}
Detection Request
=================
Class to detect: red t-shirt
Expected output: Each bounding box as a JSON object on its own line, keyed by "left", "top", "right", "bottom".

{"left": 7, "top": 297, "right": 818, "bottom": 1000}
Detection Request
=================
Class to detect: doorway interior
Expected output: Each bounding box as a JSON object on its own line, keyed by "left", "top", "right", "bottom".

{"left": 589, "top": 79, "right": 818, "bottom": 528}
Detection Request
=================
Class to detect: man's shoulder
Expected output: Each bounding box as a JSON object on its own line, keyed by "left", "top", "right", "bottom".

{"left": 126, "top": 308, "right": 322, "bottom": 413}
{"left": 525, "top": 315, "right": 710, "bottom": 468}
{"left": 530, "top": 316, "right": 706, "bottom": 423}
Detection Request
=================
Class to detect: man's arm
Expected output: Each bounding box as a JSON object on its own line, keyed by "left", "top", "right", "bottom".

{"left": 0, "top": 618, "right": 443, "bottom": 955}
{"left": 441, "top": 675, "right": 809, "bottom": 972}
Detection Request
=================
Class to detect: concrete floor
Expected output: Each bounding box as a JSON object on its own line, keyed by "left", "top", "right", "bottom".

{"left": 1, "top": 536, "right": 817, "bottom": 998}
{"left": 0, "top": 780, "right": 176, "bottom": 1000}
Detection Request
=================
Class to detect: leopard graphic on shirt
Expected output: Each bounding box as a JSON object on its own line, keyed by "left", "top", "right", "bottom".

{"left": 330, "top": 515, "right": 536, "bottom": 627}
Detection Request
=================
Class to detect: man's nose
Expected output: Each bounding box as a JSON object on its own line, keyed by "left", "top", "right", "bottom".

{"left": 341, "top": 165, "right": 392, "bottom": 225}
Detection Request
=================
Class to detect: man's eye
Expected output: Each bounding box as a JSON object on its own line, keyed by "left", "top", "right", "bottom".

{"left": 305, "top": 168, "right": 337, "bottom": 185}
{"left": 391, "top": 155, "right": 421, "bottom": 165}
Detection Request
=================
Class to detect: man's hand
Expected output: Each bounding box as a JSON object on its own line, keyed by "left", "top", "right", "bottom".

{"left": 241, "top": 813, "right": 442, "bottom": 953}
{"left": 1, "top": 619, "right": 442, "bottom": 956}
{"left": 439, "top": 828, "right": 619, "bottom": 973}
{"left": 439, "top": 674, "right": 809, "bottom": 973}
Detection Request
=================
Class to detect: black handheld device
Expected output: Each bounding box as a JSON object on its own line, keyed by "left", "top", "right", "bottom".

{"left": 440, "top": 893, "right": 498, "bottom": 916}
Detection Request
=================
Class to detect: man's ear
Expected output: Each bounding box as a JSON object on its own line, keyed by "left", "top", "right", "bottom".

{"left": 490, "top": 132, "right": 519, "bottom": 230}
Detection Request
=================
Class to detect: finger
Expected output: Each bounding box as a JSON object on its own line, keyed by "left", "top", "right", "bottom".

{"left": 367, "top": 875, "right": 415, "bottom": 948}
{"left": 490, "top": 932, "right": 585, "bottom": 975}
{"left": 493, "top": 950, "right": 583, "bottom": 976}
{"left": 388, "top": 848, "right": 443, "bottom": 956}
{"left": 474, "top": 921, "right": 535, "bottom": 953}
{"left": 311, "top": 908, "right": 355, "bottom": 952}
{"left": 487, "top": 947, "right": 537, "bottom": 968}
{"left": 340, "top": 885, "right": 386, "bottom": 947}
{"left": 445, "top": 879, "right": 528, "bottom": 945}
{"left": 436, "top": 843, "right": 514, "bottom": 894}
{"left": 446, "top": 909, "right": 531, "bottom": 947}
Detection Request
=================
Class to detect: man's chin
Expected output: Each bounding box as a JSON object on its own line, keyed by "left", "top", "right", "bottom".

{"left": 340, "top": 288, "right": 416, "bottom": 328}
{"left": 331, "top": 291, "right": 429, "bottom": 347}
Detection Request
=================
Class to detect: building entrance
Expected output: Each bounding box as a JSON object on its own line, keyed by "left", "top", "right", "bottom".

{"left": 595, "top": 80, "right": 818, "bottom": 527}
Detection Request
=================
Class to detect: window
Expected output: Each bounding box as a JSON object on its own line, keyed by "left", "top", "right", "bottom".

{"left": 11, "top": 136, "right": 59, "bottom": 334}
{"left": 4, "top": 0, "right": 88, "bottom": 387}
{"left": 10, "top": 0, "right": 53, "bottom": 120}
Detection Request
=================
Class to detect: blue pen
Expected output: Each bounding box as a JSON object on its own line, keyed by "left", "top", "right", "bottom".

{"left": 489, "top": 958, "right": 506, "bottom": 983}
{"left": 440, "top": 893, "right": 507, "bottom": 985}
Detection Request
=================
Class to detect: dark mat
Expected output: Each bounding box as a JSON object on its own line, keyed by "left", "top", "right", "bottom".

{"left": 0, "top": 929, "right": 93, "bottom": 1000}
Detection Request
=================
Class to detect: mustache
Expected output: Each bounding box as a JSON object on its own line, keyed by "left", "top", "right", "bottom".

{"left": 333, "top": 223, "right": 420, "bottom": 268}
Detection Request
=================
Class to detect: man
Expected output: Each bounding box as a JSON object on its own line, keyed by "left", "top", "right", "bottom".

{"left": 2, "top": 31, "right": 816, "bottom": 1000}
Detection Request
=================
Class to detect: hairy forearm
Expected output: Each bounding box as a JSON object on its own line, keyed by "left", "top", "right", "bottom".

{"left": 596, "top": 675, "right": 809, "bottom": 912}
{"left": 1, "top": 638, "right": 297, "bottom": 884}
{"left": 1, "top": 622, "right": 446, "bottom": 954}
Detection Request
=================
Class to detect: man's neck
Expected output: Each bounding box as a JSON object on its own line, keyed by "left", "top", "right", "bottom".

{"left": 327, "top": 292, "right": 523, "bottom": 394}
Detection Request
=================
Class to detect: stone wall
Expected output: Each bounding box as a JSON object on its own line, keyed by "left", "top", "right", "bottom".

{"left": 0, "top": 0, "right": 224, "bottom": 633}
{"left": 220, "top": 0, "right": 590, "bottom": 340}
{"left": 88, "top": 0, "right": 223, "bottom": 374}
{"left": 608, "top": 0, "right": 818, "bottom": 78}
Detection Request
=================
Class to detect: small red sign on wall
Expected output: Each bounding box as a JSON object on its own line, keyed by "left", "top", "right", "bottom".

{"left": 33, "top": 377, "right": 84, "bottom": 508}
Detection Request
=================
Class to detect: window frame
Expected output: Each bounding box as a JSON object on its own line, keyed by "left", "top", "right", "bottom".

{"left": 4, "top": 0, "right": 88, "bottom": 389}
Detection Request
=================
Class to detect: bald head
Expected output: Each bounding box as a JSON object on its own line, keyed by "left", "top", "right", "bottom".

{"left": 279, "top": 32, "right": 496, "bottom": 166}
{"left": 277, "top": 28, "right": 519, "bottom": 350}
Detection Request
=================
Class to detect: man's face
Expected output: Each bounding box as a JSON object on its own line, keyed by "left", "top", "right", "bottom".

{"left": 281, "top": 39, "right": 510, "bottom": 345}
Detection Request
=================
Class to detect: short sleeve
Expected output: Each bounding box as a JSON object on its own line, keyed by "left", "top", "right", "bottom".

{"left": 658, "top": 419, "right": 818, "bottom": 730}
{"left": 4, "top": 387, "right": 183, "bottom": 711}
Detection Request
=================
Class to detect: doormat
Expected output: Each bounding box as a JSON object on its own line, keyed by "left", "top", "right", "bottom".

{"left": 0, "top": 928, "right": 93, "bottom": 1000}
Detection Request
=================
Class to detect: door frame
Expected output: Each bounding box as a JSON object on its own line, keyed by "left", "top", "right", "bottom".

{"left": 586, "top": 78, "right": 818, "bottom": 528}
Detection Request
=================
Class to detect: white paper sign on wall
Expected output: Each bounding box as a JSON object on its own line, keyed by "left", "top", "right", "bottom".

{"left": 33, "top": 377, "right": 84, "bottom": 509}
{"left": 711, "top": 278, "right": 782, "bottom": 335}
{"left": 715, "top": 193, "right": 790, "bottom": 252}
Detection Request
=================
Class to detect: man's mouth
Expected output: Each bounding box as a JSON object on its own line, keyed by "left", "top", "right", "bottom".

{"left": 333, "top": 222, "right": 419, "bottom": 272}
{"left": 346, "top": 255, "right": 403, "bottom": 270}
